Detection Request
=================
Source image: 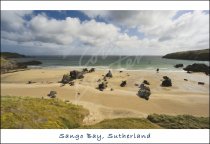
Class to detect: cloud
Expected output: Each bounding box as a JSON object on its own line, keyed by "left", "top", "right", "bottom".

{"left": 1, "top": 10, "right": 209, "bottom": 55}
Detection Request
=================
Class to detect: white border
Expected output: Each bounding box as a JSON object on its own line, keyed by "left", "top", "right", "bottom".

{"left": 1, "top": 129, "right": 209, "bottom": 143}
{"left": 1, "top": 1, "right": 209, "bottom": 10}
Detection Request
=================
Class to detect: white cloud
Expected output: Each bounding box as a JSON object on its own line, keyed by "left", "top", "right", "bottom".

{"left": 1, "top": 10, "right": 209, "bottom": 55}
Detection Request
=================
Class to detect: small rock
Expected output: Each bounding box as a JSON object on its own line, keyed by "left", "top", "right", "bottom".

{"left": 174, "top": 64, "right": 184, "bottom": 68}
{"left": 198, "top": 82, "right": 205, "bottom": 85}
{"left": 89, "top": 68, "right": 95, "bottom": 73}
{"left": 143, "top": 80, "right": 150, "bottom": 85}
{"left": 184, "top": 79, "right": 188, "bottom": 81}
{"left": 98, "top": 82, "right": 107, "bottom": 91}
{"left": 106, "top": 70, "right": 113, "bottom": 78}
{"left": 120, "top": 81, "right": 127, "bottom": 87}
{"left": 47, "top": 91, "right": 57, "bottom": 98}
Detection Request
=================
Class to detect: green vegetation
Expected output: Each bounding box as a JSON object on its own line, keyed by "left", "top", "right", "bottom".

{"left": 163, "top": 49, "right": 209, "bottom": 61}
{"left": 147, "top": 114, "right": 210, "bottom": 129}
{"left": 1, "top": 57, "right": 8, "bottom": 65}
{"left": 1, "top": 52, "right": 25, "bottom": 58}
{"left": 1, "top": 96, "right": 209, "bottom": 129}
{"left": 82, "top": 118, "right": 160, "bottom": 129}
{"left": 1, "top": 96, "right": 88, "bottom": 129}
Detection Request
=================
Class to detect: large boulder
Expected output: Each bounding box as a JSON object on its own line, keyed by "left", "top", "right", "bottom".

{"left": 138, "top": 84, "right": 151, "bottom": 100}
{"left": 174, "top": 64, "right": 184, "bottom": 68}
{"left": 183, "top": 63, "right": 209, "bottom": 75}
{"left": 98, "top": 82, "right": 107, "bottom": 91}
{"left": 70, "top": 70, "right": 84, "bottom": 79}
{"left": 47, "top": 91, "right": 57, "bottom": 98}
{"left": 161, "top": 76, "right": 172, "bottom": 87}
{"left": 106, "top": 70, "right": 113, "bottom": 78}
{"left": 120, "top": 81, "right": 127, "bottom": 87}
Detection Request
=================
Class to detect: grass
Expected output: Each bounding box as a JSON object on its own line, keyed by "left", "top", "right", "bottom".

{"left": 1, "top": 96, "right": 89, "bottom": 129}
{"left": 1, "top": 96, "right": 209, "bottom": 129}
{"left": 147, "top": 114, "right": 210, "bottom": 129}
{"left": 82, "top": 118, "right": 161, "bottom": 129}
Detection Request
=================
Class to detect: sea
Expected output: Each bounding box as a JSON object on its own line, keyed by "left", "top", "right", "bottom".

{"left": 14, "top": 55, "right": 209, "bottom": 71}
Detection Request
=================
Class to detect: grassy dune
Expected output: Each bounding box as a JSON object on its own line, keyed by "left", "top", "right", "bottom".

{"left": 1, "top": 96, "right": 209, "bottom": 129}
{"left": 147, "top": 114, "right": 210, "bottom": 129}
{"left": 1, "top": 96, "right": 88, "bottom": 129}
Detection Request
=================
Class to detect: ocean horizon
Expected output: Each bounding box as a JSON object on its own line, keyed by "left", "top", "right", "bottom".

{"left": 13, "top": 55, "right": 209, "bottom": 71}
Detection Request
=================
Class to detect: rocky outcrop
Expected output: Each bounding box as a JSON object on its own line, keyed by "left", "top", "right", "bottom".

{"left": 183, "top": 63, "right": 209, "bottom": 75}
{"left": 70, "top": 70, "right": 84, "bottom": 79}
{"left": 138, "top": 83, "right": 151, "bottom": 100}
{"left": 161, "top": 76, "right": 172, "bottom": 87}
{"left": 162, "top": 49, "right": 209, "bottom": 61}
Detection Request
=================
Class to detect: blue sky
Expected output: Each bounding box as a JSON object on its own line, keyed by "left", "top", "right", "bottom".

{"left": 1, "top": 10, "right": 209, "bottom": 55}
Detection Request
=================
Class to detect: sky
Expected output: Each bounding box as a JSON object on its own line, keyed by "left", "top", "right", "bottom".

{"left": 1, "top": 10, "right": 209, "bottom": 56}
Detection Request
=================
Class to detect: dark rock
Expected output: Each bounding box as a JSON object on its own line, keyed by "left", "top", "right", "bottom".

{"left": 89, "top": 68, "right": 95, "bottom": 73}
{"left": 161, "top": 76, "right": 172, "bottom": 87}
{"left": 47, "top": 91, "right": 57, "bottom": 98}
{"left": 98, "top": 82, "right": 107, "bottom": 91}
{"left": 134, "top": 83, "right": 139, "bottom": 86}
{"left": 120, "top": 81, "right": 127, "bottom": 87}
{"left": 61, "top": 74, "right": 71, "bottom": 84}
{"left": 138, "top": 83, "right": 151, "bottom": 100}
{"left": 198, "top": 82, "right": 205, "bottom": 85}
{"left": 78, "top": 92, "right": 80, "bottom": 95}
{"left": 27, "top": 81, "right": 35, "bottom": 84}
{"left": 70, "top": 70, "right": 84, "bottom": 79}
{"left": 156, "top": 68, "right": 159, "bottom": 73}
{"left": 106, "top": 70, "right": 113, "bottom": 78}
{"left": 119, "top": 71, "right": 123, "bottom": 73}
{"left": 110, "top": 88, "right": 114, "bottom": 91}
{"left": 183, "top": 63, "right": 209, "bottom": 74}
{"left": 184, "top": 79, "right": 188, "bottom": 81}
{"left": 82, "top": 68, "right": 88, "bottom": 73}
{"left": 143, "top": 80, "right": 150, "bottom": 85}
{"left": 174, "top": 64, "right": 184, "bottom": 68}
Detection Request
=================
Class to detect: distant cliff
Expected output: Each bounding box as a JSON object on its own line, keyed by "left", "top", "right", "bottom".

{"left": 1, "top": 52, "right": 25, "bottom": 58}
{"left": 1, "top": 52, "right": 42, "bottom": 74}
{"left": 162, "top": 49, "right": 209, "bottom": 61}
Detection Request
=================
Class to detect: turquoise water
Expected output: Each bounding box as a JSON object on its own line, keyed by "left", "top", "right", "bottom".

{"left": 14, "top": 55, "right": 209, "bottom": 71}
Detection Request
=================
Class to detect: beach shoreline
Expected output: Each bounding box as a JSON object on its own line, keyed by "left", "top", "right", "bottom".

{"left": 1, "top": 67, "right": 209, "bottom": 124}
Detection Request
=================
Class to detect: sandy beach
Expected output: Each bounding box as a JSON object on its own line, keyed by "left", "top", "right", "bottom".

{"left": 1, "top": 68, "right": 209, "bottom": 124}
